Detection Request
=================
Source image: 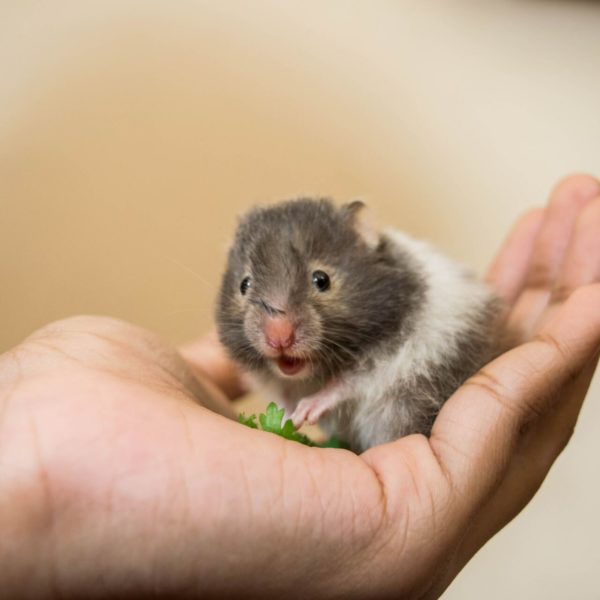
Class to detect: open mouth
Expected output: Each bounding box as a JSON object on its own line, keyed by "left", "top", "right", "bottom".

{"left": 276, "top": 355, "right": 306, "bottom": 376}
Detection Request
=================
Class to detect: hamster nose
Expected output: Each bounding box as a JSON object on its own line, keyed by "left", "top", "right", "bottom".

{"left": 264, "top": 317, "right": 296, "bottom": 351}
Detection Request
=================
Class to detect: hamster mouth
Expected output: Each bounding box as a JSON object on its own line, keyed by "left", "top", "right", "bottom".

{"left": 276, "top": 355, "right": 307, "bottom": 376}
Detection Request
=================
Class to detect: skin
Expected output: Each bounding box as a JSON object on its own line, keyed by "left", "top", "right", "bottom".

{"left": 1, "top": 175, "right": 599, "bottom": 599}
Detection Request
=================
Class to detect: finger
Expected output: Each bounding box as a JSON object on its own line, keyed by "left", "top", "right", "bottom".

{"left": 430, "top": 351, "right": 599, "bottom": 600}
{"left": 519, "top": 196, "right": 600, "bottom": 456}
{"left": 507, "top": 175, "right": 600, "bottom": 337}
{"left": 430, "top": 283, "right": 600, "bottom": 510}
{"left": 463, "top": 197, "right": 600, "bottom": 535}
{"left": 445, "top": 195, "right": 600, "bottom": 575}
{"left": 459, "top": 353, "right": 596, "bottom": 550}
{"left": 179, "top": 331, "right": 248, "bottom": 401}
{"left": 551, "top": 196, "right": 600, "bottom": 304}
{"left": 485, "top": 208, "right": 544, "bottom": 304}
{"left": 427, "top": 360, "right": 599, "bottom": 599}
{"left": 525, "top": 174, "right": 599, "bottom": 289}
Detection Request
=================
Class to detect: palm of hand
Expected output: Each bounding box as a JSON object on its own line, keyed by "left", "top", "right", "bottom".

{"left": 1, "top": 175, "right": 599, "bottom": 599}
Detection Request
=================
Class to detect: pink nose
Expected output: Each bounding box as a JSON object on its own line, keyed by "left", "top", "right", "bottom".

{"left": 264, "top": 317, "right": 295, "bottom": 351}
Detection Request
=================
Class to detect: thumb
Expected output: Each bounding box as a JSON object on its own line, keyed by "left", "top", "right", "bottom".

{"left": 179, "top": 330, "right": 248, "bottom": 401}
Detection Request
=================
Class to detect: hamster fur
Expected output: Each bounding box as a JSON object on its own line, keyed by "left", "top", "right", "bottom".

{"left": 216, "top": 198, "right": 501, "bottom": 453}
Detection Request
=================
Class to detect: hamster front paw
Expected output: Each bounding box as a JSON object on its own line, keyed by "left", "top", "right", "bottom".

{"left": 291, "top": 381, "right": 348, "bottom": 428}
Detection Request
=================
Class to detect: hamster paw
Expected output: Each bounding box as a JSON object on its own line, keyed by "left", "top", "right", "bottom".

{"left": 291, "top": 385, "right": 347, "bottom": 428}
{"left": 291, "top": 397, "right": 324, "bottom": 428}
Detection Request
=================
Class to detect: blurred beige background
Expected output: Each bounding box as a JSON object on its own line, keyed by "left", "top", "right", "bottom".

{"left": 1, "top": 1, "right": 599, "bottom": 598}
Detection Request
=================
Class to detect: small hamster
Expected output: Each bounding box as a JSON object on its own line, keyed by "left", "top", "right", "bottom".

{"left": 216, "top": 198, "right": 501, "bottom": 453}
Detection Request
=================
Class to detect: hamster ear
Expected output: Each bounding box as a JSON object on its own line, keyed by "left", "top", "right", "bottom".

{"left": 341, "top": 200, "right": 380, "bottom": 249}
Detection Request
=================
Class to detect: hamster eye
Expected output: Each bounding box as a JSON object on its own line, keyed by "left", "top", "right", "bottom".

{"left": 240, "top": 276, "right": 252, "bottom": 296}
{"left": 312, "top": 270, "right": 330, "bottom": 292}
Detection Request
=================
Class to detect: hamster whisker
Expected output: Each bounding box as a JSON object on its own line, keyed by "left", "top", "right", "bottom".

{"left": 322, "top": 331, "right": 383, "bottom": 350}
{"left": 321, "top": 335, "right": 354, "bottom": 355}
{"left": 164, "top": 307, "right": 217, "bottom": 317}
{"left": 249, "top": 299, "right": 286, "bottom": 317}
{"left": 322, "top": 324, "right": 386, "bottom": 343}
{"left": 318, "top": 333, "right": 362, "bottom": 357}
{"left": 166, "top": 257, "right": 216, "bottom": 290}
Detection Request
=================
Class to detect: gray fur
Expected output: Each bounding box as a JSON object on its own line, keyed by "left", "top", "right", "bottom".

{"left": 216, "top": 198, "right": 502, "bottom": 453}
{"left": 324, "top": 292, "right": 501, "bottom": 452}
{"left": 217, "top": 198, "right": 425, "bottom": 383}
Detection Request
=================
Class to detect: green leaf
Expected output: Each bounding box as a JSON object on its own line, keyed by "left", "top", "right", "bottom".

{"left": 320, "top": 437, "right": 350, "bottom": 450}
{"left": 279, "top": 417, "right": 296, "bottom": 438}
{"left": 238, "top": 412, "right": 258, "bottom": 429}
{"left": 258, "top": 402, "right": 286, "bottom": 433}
{"left": 238, "top": 402, "right": 347, "bottom": 449}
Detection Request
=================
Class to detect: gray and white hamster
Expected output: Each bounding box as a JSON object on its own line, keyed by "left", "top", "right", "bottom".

{"left": 216, "top": 198, "right": 501, "bottom": 453}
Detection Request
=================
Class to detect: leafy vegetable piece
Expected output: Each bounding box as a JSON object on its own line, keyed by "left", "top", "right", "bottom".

{"left": 240, "top": 402, "right": 347, "bottom": 448}
{"left": 238, "top": 412, "right": 258, "bottom": 429}
{"left": 258, "top": 402, "right": 286, "bottom": 433}
{"left": 320, "top": 437, "right": 350, "bottom": 450}
{"left": 257, "top": 403, "right": 317, "bottom": 445}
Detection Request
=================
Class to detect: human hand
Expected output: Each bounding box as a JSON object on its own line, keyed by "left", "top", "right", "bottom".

{"left": 1, "top": 175, "right": 599, "bottom": 599}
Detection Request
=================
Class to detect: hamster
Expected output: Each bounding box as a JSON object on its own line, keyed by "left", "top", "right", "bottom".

{"left": 216, "top": 198, "right": 501, "bottom": 453}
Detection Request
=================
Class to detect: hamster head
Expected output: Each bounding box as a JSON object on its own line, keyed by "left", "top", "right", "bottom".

{"left": 216, "top": 198, "right": 420, "bottom": 383}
